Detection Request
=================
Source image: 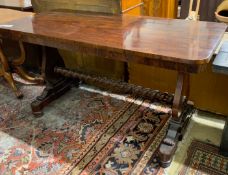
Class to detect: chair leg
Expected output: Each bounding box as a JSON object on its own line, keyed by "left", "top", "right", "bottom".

{"left": 0, "top": 41, "right": 44, "bottom": 98}
{"left": 0, "top": 68, "right": 3, "bottom": 76}
{"left": 14, "top": 66, "right": 44, "bottom": 84}
{"left": 0, "top": 44, "right": 23, "bottom": 98}
{"left": 12, "top": 41, "right": 44, "bottom": 84}
{"left": 3, "top": 71, "right": 23, "bottom": 98}
{"left": 11, "top": 41, "right": 26, "bottom": 66}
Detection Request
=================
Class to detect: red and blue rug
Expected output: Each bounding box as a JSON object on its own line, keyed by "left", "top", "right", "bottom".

{"left": 0, "top": 77, "right": 192, "bottom": 175}
{"left": 180, "top": 140, "right": 228, "bottom": 175}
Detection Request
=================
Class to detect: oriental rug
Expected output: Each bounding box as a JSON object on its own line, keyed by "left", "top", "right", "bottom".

{"left": 180, "top": 140, "right": 228, "bottom": 175}
{"left": 0, "top": 77, "right": 193, "bottom": 175}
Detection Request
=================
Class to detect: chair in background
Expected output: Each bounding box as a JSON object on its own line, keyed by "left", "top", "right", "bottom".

{"left": 180, "top": 0, "right": 223, "bottom": 21}
{"left": 0, "top": 9, "right": 43, "bottom": 98}
{"left": 185, "top": 0, "right": 200, "bottom": 20}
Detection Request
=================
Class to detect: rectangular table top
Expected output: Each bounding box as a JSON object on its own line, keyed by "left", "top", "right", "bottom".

{"left": 0, "top": 12, "right": 226, "bottom": 73}
{"left": 0, "top": 0, "right": 32, "bottom": 11}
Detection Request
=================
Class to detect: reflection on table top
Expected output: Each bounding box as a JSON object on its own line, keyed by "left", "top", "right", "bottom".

{"left": 0, "top": 12, "right": 226, "bottom": 70}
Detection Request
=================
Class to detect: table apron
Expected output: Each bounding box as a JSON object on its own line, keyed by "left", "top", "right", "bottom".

{"left": 0, "top": 33, "right": 205, "bottom": 74}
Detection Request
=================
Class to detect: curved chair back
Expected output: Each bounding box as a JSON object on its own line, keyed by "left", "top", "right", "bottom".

{"left": 215, "top": 0, "right": 228, "bottom": 23}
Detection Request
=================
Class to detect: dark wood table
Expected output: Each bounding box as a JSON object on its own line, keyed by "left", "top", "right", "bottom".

{"left": 0, "top": 0, "right": 32, "bottom": 11}
{"left": 0, "top": 12, "right": 226, "bottom": 167}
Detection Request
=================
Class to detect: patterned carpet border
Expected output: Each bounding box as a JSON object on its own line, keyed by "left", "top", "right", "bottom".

{"left": 180, "top": 140, "right": 228, "bottom": 175}
{"left": 0, "top": 77, "right": 194, "bottom": 175}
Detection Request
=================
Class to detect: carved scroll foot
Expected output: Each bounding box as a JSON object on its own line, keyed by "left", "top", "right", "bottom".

{"left": 31, "top": 79, "right": 74, "bottom": 117}
{"left": 158, "top": 115, "right": 191, "bottom": 168}
{"left": 0, "top": 44, "right": 23, "bottom": 98}
{"left": 3, "top": 71, "right": 23, "bottom": 98}
{"left": 14, "top": 66, "right": 44, "bottom": 84}
{"left": 158, "top": 72, "right": 190, "bottom": 168}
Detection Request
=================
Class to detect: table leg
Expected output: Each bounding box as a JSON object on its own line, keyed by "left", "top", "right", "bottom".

{"left": 31, "top": 79, "right": 73, "bottom": 116}
{"left": 31, "top": 47, "right": 78, "bottom": 116}
{"left": 220, "top": 117, "right": 228, "bottom": 157}
{"left": 158, "top": 71, "right": 191, "bottom": 168}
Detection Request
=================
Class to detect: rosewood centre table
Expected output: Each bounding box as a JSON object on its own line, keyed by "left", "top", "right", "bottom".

{"left": 0, "top": 12, "right": 226, "bottom": 167}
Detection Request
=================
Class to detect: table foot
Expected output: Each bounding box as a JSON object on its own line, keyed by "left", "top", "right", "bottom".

{"left": 158, "top": 111, "right": 191, "bottom": 167}
{"left": 220, "top": 118, "right": 228, "bottom": 157}
{"left": 31, "top": 79, "right": 73, "bottom": 117}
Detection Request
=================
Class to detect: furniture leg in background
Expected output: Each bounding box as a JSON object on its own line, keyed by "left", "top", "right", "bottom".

{"left": 0, "top": 42, "right": 22, "bottom": 98}
{"left": 220, "top": 118, "right": 228, "bottom": 156}
{"left": 0, "top": 40, "right": 43, "bottom": 98}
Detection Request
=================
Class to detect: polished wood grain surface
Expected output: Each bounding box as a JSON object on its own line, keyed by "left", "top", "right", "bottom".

{"left": 0, "top": 0, "right": 32, "bottom": 10}
{"left": 0, "top": 11, "right": 225, "bottom": 165}
{"left": 0, "top": 12, "right": 226, "bottom": 72}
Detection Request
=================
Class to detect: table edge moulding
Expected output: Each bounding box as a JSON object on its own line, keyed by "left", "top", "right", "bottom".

{"left": 0, "top": 12, "right": 226, "bottom": 167}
